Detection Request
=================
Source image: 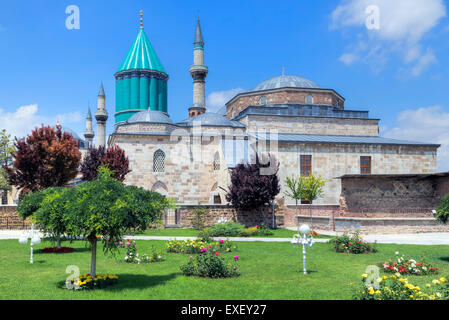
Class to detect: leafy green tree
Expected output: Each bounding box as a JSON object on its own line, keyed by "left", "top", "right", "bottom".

{"left": 64, "top": 167, "right": 172, "bottom": 277}
{"left": 17, "top": 187, "right": 70, "bottom": 248}
{"left": 302, "top": 174, "right": 326, "bottom": 228}
{"left": 0, "top": 129, "right": 16, "bottom": 195}
{"left": 190, "top": 204, "right": 209, "bottom": 230}
{"left": 436, "top": 194, "right": 449, "bottom": 224}
{"left": 284, "top": 175, "right": 305, "bottom": 220}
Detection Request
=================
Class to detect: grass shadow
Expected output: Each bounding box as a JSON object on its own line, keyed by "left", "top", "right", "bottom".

{"left": 103, "top": 273, "right": 179, "bottom": 291}
{"left": 439, "top": 256, "right": 449, "bottom": 263}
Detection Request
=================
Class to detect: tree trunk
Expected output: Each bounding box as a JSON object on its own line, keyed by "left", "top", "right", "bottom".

{"left": 88, "top": 234, "right": 97, "bottom": 278}
{"left": 309, "top": 203, "right": 313, "bottom": 231}
{"left": 295, "top": 199, "right": 299, "bottom": 233}
{"left": 56, "top": 236, "right": 61, "bottom": 249}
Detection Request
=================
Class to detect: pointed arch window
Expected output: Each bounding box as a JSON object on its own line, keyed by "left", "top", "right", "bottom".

{"left": 213, "top": 152, "right": 220, "bottom": 170}
{"left": 153, "top": 149, "right": 166, "bottom": 172}
{"left": 305, "top": 94, "right": 314, "bottom": 104}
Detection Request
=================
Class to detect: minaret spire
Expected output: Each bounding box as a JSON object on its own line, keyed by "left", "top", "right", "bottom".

{"left": 84, "top": 105, "right": 94, "bottom": 148}
{"left": 188, "top": 16, "right": 208, "bottom": 118}
{"left": 95, "top": 82, "right": 108, "bottom": 147}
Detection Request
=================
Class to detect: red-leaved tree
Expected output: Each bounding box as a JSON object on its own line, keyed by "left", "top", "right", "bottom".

{"left": 4, "top": 125, "right": 81, "bottom": 193}
{"left": 225, "top": 153, "right": 280, "bottom": 225}
{"left": 80, "top": 145, "right": 130, "bottom": 182}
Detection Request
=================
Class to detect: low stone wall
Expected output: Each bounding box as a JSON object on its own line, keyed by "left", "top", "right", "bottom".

{"left": 281, "top": 205, "right": 340, "bottom": 227}
{"left": 176, "top": 205, "right": 275, "bottom": 228}
{"left": 296, "top": 215, "right": 449, "bottom": 234}
{"left": 0, "top": 205, "right": 30, "bottom": 229}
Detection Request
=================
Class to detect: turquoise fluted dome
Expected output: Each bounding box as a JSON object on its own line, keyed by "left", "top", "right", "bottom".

{"left": 115, "top": 27, "right": 168, "bottom": 124}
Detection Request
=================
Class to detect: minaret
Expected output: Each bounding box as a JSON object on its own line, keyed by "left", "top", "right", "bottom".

{"left": 83, "top": 106, "right": 94, "bottom": 148}
{"left": 188, "top": 16, "right": 208, "bottom": 118}
{"left": 95, "top": 83, "right": 108, "bottom": 147}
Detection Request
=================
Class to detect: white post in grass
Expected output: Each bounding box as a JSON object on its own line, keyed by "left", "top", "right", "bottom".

{"left": 18, "top": 224, "right": 41, "bottom": 264}
{"left": 291, "top": 224, "right": 314, "bottom": 274}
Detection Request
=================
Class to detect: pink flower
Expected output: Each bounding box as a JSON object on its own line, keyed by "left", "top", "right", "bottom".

{"left": 219, "top": 240, "right": 224, "bottom": 244}
{"left": 189, "top": 256, "right": 193, "bottom": 259}
{"left": 201, "top": 248, "right": 207, "bottom": 252}
{"left": 126, "top": 242, "right": 130, "bottom": 246}
{"left": 119, "top": 241, "right": 123, "bottom": 245}
{"left": 233, "top": 256, "right": 239, "bottom": 260}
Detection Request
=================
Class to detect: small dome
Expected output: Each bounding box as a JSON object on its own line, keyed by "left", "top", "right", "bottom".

{"left": 61, "top": 126, "right": 81, "bottom": 141}
{"left": 177, "top": 112, "right": 245, "bottom": 127}
{"left": 127, "top": 110, "right": 173, "bottom": 124}
{"left": 252, "top": 75, "right": 320, "bottom": 91}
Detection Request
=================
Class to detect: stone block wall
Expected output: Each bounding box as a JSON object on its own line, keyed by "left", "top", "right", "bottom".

{"left": 0, "top": 205, "right": 30, "bottom": 229}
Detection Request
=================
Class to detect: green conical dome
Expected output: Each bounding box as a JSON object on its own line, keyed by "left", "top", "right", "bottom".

{"left": 118, "top": 29, "right": 166, "bottom": 73}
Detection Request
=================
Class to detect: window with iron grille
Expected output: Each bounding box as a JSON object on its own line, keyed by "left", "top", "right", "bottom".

{"left": 360, "top": 156, "right": 371, "bottom": 174}
{"left": 153, "top": 149, "right": 166, "bottom": 172}
{"left": 213, "top": 152, "right": 220, "bottom": 170}
{"left": 259, "top": 96, "right": 267, "bottom": 105}
{"left": 213, "top": 194, "right": 222, "bottom": 204}
{"left": 305, "top": 94, "right": 314, "bottom": 104}
{"left": 300, "top": 155, "right": 312, "bottom": 176}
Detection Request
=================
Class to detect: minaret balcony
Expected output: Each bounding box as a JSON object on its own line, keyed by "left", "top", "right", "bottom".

{"left": 189, "top": 65, "right": 208, "bottom": 77}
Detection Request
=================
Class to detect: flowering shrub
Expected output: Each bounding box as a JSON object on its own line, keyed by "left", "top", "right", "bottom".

{"left": 331, "top": 231, "right": 376, "bottom": 254}
{"left": 352, "top": 273, "right": 448, "bottom": 300}
{"left": 180, "top": 249, "right": 240, "bottom": 278}
{"left": 166, "top": 238, "right": 236, "bottom": 254}
{"left": 41, "top": 247, "right": 74, "bottom": 253}
{"left": 65, "top": 274, "right": 118, "bottom": 290}
{"left": 242, "top": 224, "right": 274, "bottom": 236}
{"left": 120, "top": 239, "right": 163, "bottom": 263}
{"left": 378, "top": 252, "right": 438, "bottom": 275}
{"left": 205, "top": 222, "right": 247, "bottom": 237}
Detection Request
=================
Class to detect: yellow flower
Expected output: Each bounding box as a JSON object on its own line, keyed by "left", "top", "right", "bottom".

{"left": 436, "top": 292, "right": 442, "bottom": 298}
{"left": 375, "top": 290, "right": 381, "bottom": 295}
{"left": 426, "top": 284, "right": 431, "bottom": 288}
{"left": 377, "top": 277, "right": 383, "bottom": 283}
{"left": 432, "top": 279, "right": 440, "bottom": 285}
{"left": 349, "top": 282, "right": 353, "bottom": 286}
{"left": 440, "top": 277, "right": 446, "bottom": 284}
{"left": 382, "top": 275, "right": 388, "bottom": 280}
{"left": 362, "top": 274, "right": 368, "bottom": 278}
{"left": 409, "top": 295, "right": 414, "bottom": 299}
{"left": 368, "top": 287, "right": 375, "bottom": 295}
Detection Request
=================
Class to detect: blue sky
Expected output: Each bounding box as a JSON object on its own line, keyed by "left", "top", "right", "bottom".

{"left": 0, "top": 0, "right": 448, "bottom": 169}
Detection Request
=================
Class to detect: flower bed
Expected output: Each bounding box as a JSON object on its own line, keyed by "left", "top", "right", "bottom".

{"left": 120, "top": 240, "right": 163, "bottom": 263}
{"left": 378, "top": 252, "right": 438, "bottom": 275}
{"left": 331, "top": 231, "right": 376, "bottom": 254}
{"left": 41, "top": 247, "right": 74, "bottom": 253}
{"left": 64, "top": 274, "right": 118, "bottom": 290}
{"left": 166, "top": 239, "right": 236, "bottom": 254}
{"left": 180, "top": 249, "right": 240, "bottom": 278}
{"left": 352, "top": 273, "right": 448, "bottom": 300}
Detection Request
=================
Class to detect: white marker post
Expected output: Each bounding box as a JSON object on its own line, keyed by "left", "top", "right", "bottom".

{"left": 18, "top": 224, "right": 41, "bottom": 264}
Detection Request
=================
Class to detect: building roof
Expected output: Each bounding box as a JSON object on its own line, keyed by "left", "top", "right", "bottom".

{"left": 249, "top": 132, "right": 440, "bottom": 147}
{"left": 98, "top": 83, "right": 105, "bottom": 96}
{"left": 233, "top": 104, "right": 371, "bottom": 120}
{"left": 177, "top": 112, "right": 245, "bottom": 127}
{"left": 252, "top": 74, "right": 320, "bottom": 92}
{"left": 126, "top": 110, "right": 173, "bottom": 124}
{"left": 118, "top": 29, "right": 166, "bottom": 73}
{"left": 336, "top": 173, "right": 449, "bottom": 179}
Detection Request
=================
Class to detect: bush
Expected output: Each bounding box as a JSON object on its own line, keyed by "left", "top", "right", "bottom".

{"left": 378, "top": 252, "right": 438, "bottom": 275}
{"left": 167, "top": 238, "right": 236, "bottom": 254}
{"left": 331, "top": 231, "right": 377, "bottom": 254}
{"left": 242, "top": 223, "right": 274, "bottom": 236}
{"left": 205, "top": 222, "right": 247, "bottom": 237}
{"left": 120, "top": 240, "right": 163, "bottom": 263}
{"left": 352, "top": 273, "right": 448, "bottom": 300}
{"left": 190, "top": 206, "right": 209, "bottom": 230}
{"left": 41, "top": 247, "right": 74, "bottom": 253}
{"left": 180, "top": 249, "right": 240, "bottom": 278}
{"left": 436, "top": 194, "right": 449, "bottom": 224}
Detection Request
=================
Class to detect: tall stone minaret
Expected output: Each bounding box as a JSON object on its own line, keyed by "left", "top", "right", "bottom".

{"left": 83, "top": 106, "right": 94, "bottom": 148}
{"left": 188, "top": 16, "right": 208, "bottom": 118}
{"left": 95, "top": 83, "right": 108, "bottom": 147}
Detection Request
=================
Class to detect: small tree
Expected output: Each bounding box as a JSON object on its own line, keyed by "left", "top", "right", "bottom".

{"left": 190, "top": 204, "right": 209, "bottom": 230}
{"left": 80, "top": 145, "right": 130, "bottom": 182}
{"left": 65, "top": 167, "right": 171, "bottom": 277}
{"left": 18, "top": 187, "right": 69, "bottom": 248}
{"left": 436, "top": 194, "right": 449, "bottom": 224}
{"left": 302, "top": 174, "right": 326, "bottom": 228}
{"left": 225, "top": 154, "right": 280, "bottom": 225}
{"left": 5, "top": 125, "right": 81, "bottom": 192}
{"left": 0, "top": 129, "right": 16, "bottom": 193}
{"left": 284, "top": 175, "right": 306, "bottom": 226}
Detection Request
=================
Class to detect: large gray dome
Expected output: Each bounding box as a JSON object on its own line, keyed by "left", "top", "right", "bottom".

{"left": 252, "top": 75, "right": 320, "bottom": 91}
{"left": 127, "top": 110, "right": 173, "bottom": 124}
{"left": 177, "top": 112, "right": 245, "bottom": 127}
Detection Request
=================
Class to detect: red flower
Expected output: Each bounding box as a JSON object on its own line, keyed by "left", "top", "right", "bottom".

{"left": 348, "top": 242, "right": 352, "bottom": 245}
{"left": 216, "top": 252, "right": 219, "bottom": 256}
{"left": 358, "top": 241, "right": 361, "bottom": 244}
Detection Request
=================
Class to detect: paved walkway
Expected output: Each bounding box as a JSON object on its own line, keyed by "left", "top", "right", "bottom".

{"left": 1, "top": 230, "right": 448, "bottom": 245}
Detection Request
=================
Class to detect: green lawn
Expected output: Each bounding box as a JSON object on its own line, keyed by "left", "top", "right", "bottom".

{"left": 130, "top": 227, "right": 331, "bottom": 238}
{"left": 0, "top": 239, "right": 448, "bottom": 300}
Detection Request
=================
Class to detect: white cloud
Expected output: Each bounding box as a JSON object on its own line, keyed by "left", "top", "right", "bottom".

{"left": 383, "top": 105, "right": 449, "bottom": 172}
{"left": 0, "top": 104, "right": 82, "bottom": 139}
{"left": 206, "top": 88, "right": 245, "bottom": 112}
{"left": 339, "top": 53, "right": 359, "bottom": 65}
{"left": 331, "top": 0, "right": 446, "bottom": 76}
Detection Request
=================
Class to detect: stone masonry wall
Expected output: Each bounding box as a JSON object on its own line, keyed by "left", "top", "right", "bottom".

{"left": 226, "top": 89, "right": 344, "bottom": 119}
{"left": 244, "top": 115, "right": 379, "bottom": 136}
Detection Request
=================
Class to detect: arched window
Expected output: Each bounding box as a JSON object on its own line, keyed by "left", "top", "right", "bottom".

{"left": 213, "top": 152, "right": 220, "bottom": 170}
{"left": 305, "top": 94, "right": 314, "bottom": 104}
{"left": 152, "top": 181, "right": 168, "bottom": 195}
{"left": 153, "top": 149, "right": 165, "bottom": 172}
{"left": 259, "top": 96, "right": 267, "bottom": 105}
